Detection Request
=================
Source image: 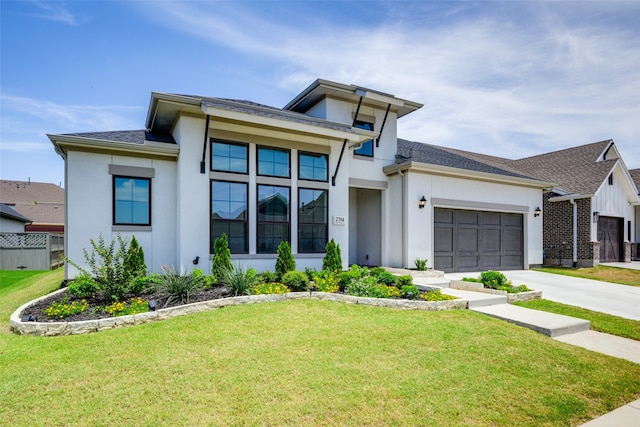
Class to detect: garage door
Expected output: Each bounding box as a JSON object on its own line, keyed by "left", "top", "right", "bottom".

{"left": 434, "top": 208, "right": 523, "bottom": 273}
{"left": 598, "top": 216, "right": 622, "bottom": 262}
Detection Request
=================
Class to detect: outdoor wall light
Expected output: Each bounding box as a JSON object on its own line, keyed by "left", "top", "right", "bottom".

{"left": 534, "top": 207, "right": 541, "bottom": 217}
{"left": 148, "top": 300, "right": 157, "bottom": 311}
{"left": 593, "top": 211, "right": 600, "bottom": 223}
{"left": 419, "top": 196, "right": 427, "bottom": 209}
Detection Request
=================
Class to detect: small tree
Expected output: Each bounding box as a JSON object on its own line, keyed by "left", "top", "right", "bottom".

{"left": 275, "top": 241, "right": 295, "bottom": 279}
{"left": 212, "top": 233, "right": 232, "bottom": 279}
{"left": 123, "top": 235, "right": 146, "bottom": 279}
{"left": 323, "top": 238, "right": 342, "bottom": 272}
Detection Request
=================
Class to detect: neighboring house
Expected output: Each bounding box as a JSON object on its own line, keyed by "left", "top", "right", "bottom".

{"left": 630, "top": 168, "right": 640, "bottom": 260}
{"left": 48, "top": 78, "right": 549, "bottom": 278}
{"left": 0, "top": 180, "right": 65, "bottom": 233}
{"left": 438, "top": 140, "right": 640, "bottom": 267}
{"left": 0, "top": 202, "right": 32, "bottom": 232}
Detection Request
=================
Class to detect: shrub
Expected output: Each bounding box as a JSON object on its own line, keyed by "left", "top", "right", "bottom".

{"left": 281, "top": 270, "right": 309, "bottom": 292}
{"left": 191, "top": 268, "right": 215, "bottom": 290}
{"left": 311, "top": 270, "right": 340, "bottom": 293}
{"left": 480, "top": 271, "right": 509, "bottom": 289}
{"left": 212, "top": 233, "right": 232, "bottom": 280}
{"left": 516, "top": 284, "right": 530, "bottom": 292}
{"left": 156, "top": 266, "right": 202, "bottom": 306}
{"left": 419, "top": 289, "right": 458, "bottom": 301}
{"left": 395, "top": 275, "right": 413, "bottom": 288}
{"left": 401, "top": 284, "right": 420, "bottom": 300}
{"left": 218, "top": 264, "right": 258, "bottom": 296}
{"left": 123, "top": 235, "right": 146, "bottom": 280}
{"left": 323, "top": 238, "right": 342, "bottom": 272}
{"left": 275, "top": 241, "right": 296, "bottom": 279}
{"left": 104, "top": 297, "right": 149, "bottom": 316}
{"left": 346, "top": 276, "right": 400, "bottom": 298}
{"left": 258, "top": 271, "right": 279, "bottom": 284}
{"left": 45, "top": 297, "right": 89, "bottom": 319}
{"left": 414, "top": 258, "right": 428, "bottom": 271}
{"left": 462, "top": 277, "right": 481, "bottom": 283}
{"left": 129, "top": 273, "right": 162, "bottom": 295}
{"left": 251, "top": 282, "right": 289, "bottom": 295}
{"left": 338, "top": 266, "right": 365, "bottom": 291}
{"left": 304, "top": 267, "right": 318, "bottom": 281}
{"left": 67, "top": 274, "right": 100, "bottom": 299}
{"left": 372, "top": 270, "right": 397, "bottom": 287}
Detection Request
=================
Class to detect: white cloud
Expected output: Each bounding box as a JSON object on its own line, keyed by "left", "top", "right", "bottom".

{"left": 28, "top": 0, "right": 85, "bottom": 26}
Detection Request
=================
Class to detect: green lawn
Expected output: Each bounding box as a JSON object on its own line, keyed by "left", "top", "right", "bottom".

{"left": 514, "top": 299, "right": 640, "bottom": 341}
{"left": 535, "top": 265, "right": 640, "bottom": 287}
{"left": 1, "top": 270, "right": 640, "bottom": 426}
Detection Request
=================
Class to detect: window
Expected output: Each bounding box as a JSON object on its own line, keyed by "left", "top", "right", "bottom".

{"left": 299, "top": 189, "right": 328, "bottom": 253}
{"left": 113, "top": 177, "right": 150, "bottom": 225}
{"left": 211, "top": 140, "right": 248, "bottom": 174}
{"left": 257, "top": 185, "right": 290, "bottom": 253}
{"left": 608, "top": 174, "right": 614, "bottom": 185}
{"left": 258, "top": 146, "right": 290, "bottom": 177}
{"left": 211, "top": 180, "right": 248, "bottom": 253}
{"left": 299, "top": 152, "right": 328, "bottom": 182}
{"left": 353, "top": 120, "right": 374, "bottom": 157}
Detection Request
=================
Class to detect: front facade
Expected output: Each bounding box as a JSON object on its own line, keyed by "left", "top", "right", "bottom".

{"left": 50, "top": 79, "right": 549, "bottom": 278}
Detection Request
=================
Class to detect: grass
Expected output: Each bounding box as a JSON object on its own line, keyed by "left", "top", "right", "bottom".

{"left": 535, "top": 265, "right": 640, "bottom": 287}
{"left": 514, "top": 299, "right": 640, "bottom": 341}
{"left": 1, "top": 270, "right": 640, "bottom": 426}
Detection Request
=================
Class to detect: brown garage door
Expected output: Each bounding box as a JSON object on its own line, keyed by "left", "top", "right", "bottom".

{"left": 598, "top": 216, "right": 622, "bottom": 262}
{"left": 434, "top": 208, "right": 523, "bottom": 273}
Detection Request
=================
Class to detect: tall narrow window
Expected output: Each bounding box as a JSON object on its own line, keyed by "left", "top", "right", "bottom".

{"left": 257, "top": 185, "right": 290, "bottom": 253}
{"left": 257, "top": 146, "right": 290, "bottom": 177}
{"left": 299, "top": 152, "right": 328, "bottom": 182}
{"left": 608, "top": 174, "right": 614, "bottom": 185}
{"left": 211, "top": 140, "right": 248, "bottom": 174}
{"left": 211, "top": 180, "right": 248, "bottom": 253}
{"left": 113, "top": 176, "right": 151, "bottom": 225}
{"left": 299, "top": 189, "right": 328, "bottom": 253}
{"left": 354, "top": 120, "right": 374, "bottom": 157}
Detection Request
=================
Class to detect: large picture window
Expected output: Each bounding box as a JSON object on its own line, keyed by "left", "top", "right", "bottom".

{"left": 257, "top": 185, "right": 290, "bottom": 253}
{"left": 211, "top": 140, "right": 248, "bottom": 174}
{"left": 299, "top": 152, "right": 328, "bottom": 182}
{"left": 113, "top": 176, "right": 150, "bottom": 225}
{"left": 298, "top": 189, "right": 328, "bottom": 253}
{"left": 353, "top": 120, "right": 374, "bottom": 157}
{"left": 211, "top": 180, "right": 248, "bottom": 253}
{"left": 257, "top": 146, "right": 290, "bottom": 177}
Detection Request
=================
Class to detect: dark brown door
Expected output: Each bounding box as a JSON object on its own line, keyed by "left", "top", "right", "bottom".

{"left": 434, "top": 208, "right": 523, "bottom": 273}
{"left": 598, "top": 216, "right": 622, "bottom": 262}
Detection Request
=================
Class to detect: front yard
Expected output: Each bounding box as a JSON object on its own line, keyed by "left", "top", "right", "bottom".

{"left": 1, "top": 270, "right": 639, "bottom": 426}
{"left": 535, "top": 265, "right": 640, "bottom": 287}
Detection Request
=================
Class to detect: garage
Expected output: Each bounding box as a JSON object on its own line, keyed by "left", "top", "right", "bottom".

{"left": 597, "top": 216, "right": 622, "bottom": 262}
{"left": 434, "top": 208, "right": 523, "bottom": 273}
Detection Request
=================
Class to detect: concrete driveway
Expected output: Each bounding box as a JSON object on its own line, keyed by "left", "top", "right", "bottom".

{"left": 444, "top": 270, "right": 640, "bottom": 321}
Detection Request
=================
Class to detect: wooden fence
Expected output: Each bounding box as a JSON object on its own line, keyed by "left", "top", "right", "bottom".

{"left": 0, "top": 233, "right": 64, "bottom": 270}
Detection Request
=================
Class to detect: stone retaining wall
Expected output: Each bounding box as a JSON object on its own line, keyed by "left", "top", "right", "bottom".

{"left": 448, "top": 280, "right": 542, "bottom": 303}
{"left": 10, "top": 291, "right": 468, "bottom": 337}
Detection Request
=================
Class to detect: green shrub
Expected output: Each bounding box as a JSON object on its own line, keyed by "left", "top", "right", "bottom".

{"left": 67, "top": 274, "right": 100, "bottom": 299}
{"left": 395, "top": 275, "right": 413, "bottom": 288}
{"left": 480, "top": 271, "right": 509, "bottom": 289}
{"left": 218, "top": 264, "right": 258, "bottom": 296}
{"left": 516, "top": 284, "right": 530, "bottom": 292}
{"left": 258, "top": 271, "right": 279, "bottom": 284}
{"left": 304, "top": 267, "right": 318, "bottom": 281}
{"left": 129, "top": 273, "right": 162, "bottom": 295}
{"left": 345, "top": 276, "right": 400, "bottom": 298}
{"left": 212, "top": 233, "right": 232, "bottom": 280}
{"left": 190, "top": 268, "right": 215, "bottom": 290}
{"left": 372, "top": 270, "right": 397, "bottom": 287}
{"left": 419, "top": 289, "right": 458, "bottom": 301}
{"left": 281, "top": 270, "right": 309, "bottom": 292}
{"left": 401, "top": 284, "right": 420, "bottom": 300}
{"left": 311, "top": 270, "right": 340, "bottom": 293}
{"left": 414, "top": 258, "right": 428, "bottom": 271}
{"left": 156, "top": 266, "right": 202, "bottom": 306}
{"left": 338, "top": 267, "right": 362, "bottom": 291}
{"left": 77, "top": 233, "right": 130, "bottom": 302}
{"left": 322, "top": 238, "right": 342, "bottom": 272}
{"left": 275, "top": 241, "right": 296, "bottom": 279}
{"left": 45, "top": 297, "right": 89, "bottom": 319}
{"left": 123, "top": 235, "right": 146, "bottom": 280}
{"left": 251, "top": 282, "right": 289, "bottom": 295}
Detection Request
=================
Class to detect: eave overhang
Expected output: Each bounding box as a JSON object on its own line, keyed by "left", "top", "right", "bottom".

{"left": 47, "top": 134, "right": 180, "bottom": 160}
{"left": 548, "top": 194, "right": 593, "bottom": 202}
{"left": 384, "top": 161, "right": 556, "bottom": 189}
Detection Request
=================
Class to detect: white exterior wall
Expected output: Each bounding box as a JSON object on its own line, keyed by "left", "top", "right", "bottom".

{"left": 591, "top": 165, "right": 636, "bottom": 242}
{"left": 0, "top": 217, "right": 26, "bottom": 232}
{"left": 403, "top": 172, "right": 544, "bottom": 269}
{"left": 64, "top": 150, "right": 177, "bottom": 278}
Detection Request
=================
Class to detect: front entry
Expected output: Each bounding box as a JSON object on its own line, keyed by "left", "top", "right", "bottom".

{"left": 349, "top": 188, "right": 381, "bottom": 266}
{"left": 598, "top": 216, "right": 622, "bottom": 262}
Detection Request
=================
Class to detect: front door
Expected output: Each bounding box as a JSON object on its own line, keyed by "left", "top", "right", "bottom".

{"left": 598, "top": 216, "right": 622, "bottom": 262}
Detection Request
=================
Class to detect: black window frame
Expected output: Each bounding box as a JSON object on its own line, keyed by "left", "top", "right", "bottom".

{"left": 298, "top": 151, "right": 329, "bottom": 182}
{"left": 112, "top": 175, "right": 151, "bottom": 226}
{"left": 257, "top": 146, "right": 291, "bottom": 178}
{"left": 210, "top": 180, "right": 249, "bottom": 254}
{"left": 256, "top": 184, "right": 290, "bottom": 254}
{"left": 211, "top": 139, "right": 249, "bottom": 174}
{"left": 298, "top": 188, "right": 328, "bottom": 253}
{"left": 353, "top": 120, "right": 374, "bottom": 157}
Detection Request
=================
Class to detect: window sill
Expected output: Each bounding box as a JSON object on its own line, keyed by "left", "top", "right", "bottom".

{"left": 112, "top": 225, "right": 152, "bottom": 232}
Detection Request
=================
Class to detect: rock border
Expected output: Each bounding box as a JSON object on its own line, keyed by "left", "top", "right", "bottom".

{"left": 448, "top": 279, "right": 542, "bottom": 303}
{"left": 10, "top": 291, "right": 468, "bottom": 337}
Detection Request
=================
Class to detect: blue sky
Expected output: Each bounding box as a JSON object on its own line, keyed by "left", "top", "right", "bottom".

{"left": 2, "top": 0, "right": 639, "bottom": 187}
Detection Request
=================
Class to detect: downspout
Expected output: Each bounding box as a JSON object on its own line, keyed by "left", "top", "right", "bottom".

{"left": 569, "top": 198, "right": 578, "bottom": 267}
{"left": 200, "top": 114, "right": 211, "bottom": 174}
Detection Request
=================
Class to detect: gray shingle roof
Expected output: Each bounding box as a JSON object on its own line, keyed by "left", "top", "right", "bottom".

{"left": 0, "top": 181, "right": 63, "bottom": 225}
{"left": 62, "top": 130, "right": 176, "bottom": 144}
{"left": 0, "top": 202, "right": 31, "bottom": 223}
{"left": 629, "top": 169, "right": 640, "bottom": 194}
{"left": 397, "top": 139, "right": 540, "bottom": 180}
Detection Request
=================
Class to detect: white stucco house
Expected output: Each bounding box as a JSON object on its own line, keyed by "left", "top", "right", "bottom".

{"left": 49, "top": 79, "right": 553, "bottom": 277}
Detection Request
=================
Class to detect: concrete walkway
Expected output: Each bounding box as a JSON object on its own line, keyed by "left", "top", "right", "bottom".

{"left": 601, "top": 261, "right": 640, "bottom": 270}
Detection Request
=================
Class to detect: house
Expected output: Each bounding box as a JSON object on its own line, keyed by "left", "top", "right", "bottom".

{"left": 436, "top": 140, "right": 640, "bottom": 267}
{"left": 630, "top": 168, "right": 640, "bottom": 260}
{"left": 0, "top": 202, "right": 32, "bottom": 232}
{"left": 0, "top": 180, "right": 65, "bottom": 233}
{"left": 48, "top": 79, "right": 550, "bottom": 278}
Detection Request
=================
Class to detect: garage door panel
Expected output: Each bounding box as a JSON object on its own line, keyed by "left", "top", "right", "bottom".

{"left": 483, "top": 212, "right": 501, "bottom": 225}
{"left": 482, "top": 228, "right": 501, "bottom": 252}
{"left": 434, "top": 209, "right": 453, "bottom": 224}
{"left": 458, "top": 228, "right": 479, "bottom": 251}
{"left": 458, "top": 211, "right": 479, "bottom": 224}
{"left": 503, "top": 229, "right": 522, "bottom": 252}
{"left": 434, "top": 227, "right": 453, "bottom": 252}
{"left": 434, "top": 256, "right": 453, "bottom": 270}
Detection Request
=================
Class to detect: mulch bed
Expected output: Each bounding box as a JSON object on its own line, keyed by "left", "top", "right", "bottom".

{"left": 20, "top": 284, "right": 229, "bottom": 323}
